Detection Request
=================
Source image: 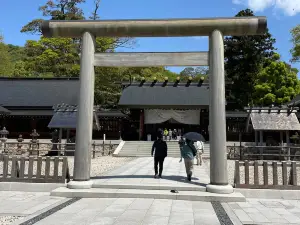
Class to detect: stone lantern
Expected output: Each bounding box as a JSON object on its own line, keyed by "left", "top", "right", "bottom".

{"left": 16, "top": 134, "right": 24, "bottom": 154}
{"left": 0, "top": 127, "right": 9, "bottom": 153}
{"left": 29, "top": 129, "right": 40, "bottom": 155}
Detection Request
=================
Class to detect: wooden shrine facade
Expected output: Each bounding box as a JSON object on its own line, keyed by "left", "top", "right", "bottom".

{"left": 0, "top": 77, "right": 127, "bottom": 139}
{"left": 118, "top": 79, "right": 250, "bottom": 141}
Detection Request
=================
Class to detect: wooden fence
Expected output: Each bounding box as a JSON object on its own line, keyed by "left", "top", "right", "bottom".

{"left": 0, "top": 154, "right": 69, "bottom": 183}
{"left": 227, "top": 145, "right": 300, "bottom": 161}
{"left": 2, "top": 141, "right": 116, "bottom": 158}
{"left": 235, "top": 160, "right": 300, "bottom": 189}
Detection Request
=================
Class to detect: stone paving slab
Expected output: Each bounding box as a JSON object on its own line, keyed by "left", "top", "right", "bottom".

{"left": 224, "top": 198, "right": 300, "bottom": 225}
{"left": 2, "top": 191, "right": 300, "bottom": 225}
{"left": 0, "top": 191, "right": 66, "bottom": 217}
{"left": 92, "top": 157, "right": 210, "bottom": 191}
{"left": 34, "top": 198, "right": 222, "bottom": 225}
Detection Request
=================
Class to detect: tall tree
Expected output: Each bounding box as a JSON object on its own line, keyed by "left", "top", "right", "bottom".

{"left": 0, "top": 35, "right": 13, "bottom": 75}
{"left": 290, "top": 24, "right": 300, "bottom": 63}
{"left": 224, "top": 9, "right": 276, "bottom": 109}
{"left": 21, "top": 0, "right": 85, "bottom": 34}
{"left": 23, "top": 37, "right": 80, "bottom": 77}
{"left": 253, "top": 54, "right": 300, "bottom": 106}
{"left": 179, "top": 67, "right": 208, "bottom": 81}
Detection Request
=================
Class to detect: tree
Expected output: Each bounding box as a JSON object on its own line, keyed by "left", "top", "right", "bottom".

{"left": 180, "top": 67, "right": 208, "bottom": 77}
{"left": 23, "top": 37, "right": 80, "bottom": 77}
{"left": 225, "top": 9, "right": 276, "bottom": 109}
{"left": 253, "top": 54, "right": 300, "bottom": 106}
{"left": 21, "top": 0, "right": 85, "bottom": 34}
{"left": 290, "top": 24, "right": 300, "bottom": 63}
{"left": 0, "top": 35, "right": 13, "bottom": 75}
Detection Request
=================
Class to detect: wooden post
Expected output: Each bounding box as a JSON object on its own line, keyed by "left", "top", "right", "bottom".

{"left": 245, "top": 160, "right": 249, "bottom": 185}
{"left": 259, "top": 130, "right": 263, "bottom": 160}
{"left": 66, "top": 129, "right": 70, "bottom": 141}
{"left": 239, "top": 132, "right": 242, "bottom": 160}
{"left": 3, "top": 155, "right": 8, "bottom": 178}
{"left": 282, "top": 161, "right": 287, "bottom": 185}
{"left": 19, "top": 158, "right": 25, "bottom": 178}
{"left": 28, "top": 157, "right": 34, "bottom": 179}
{"left": 263, "top": 161, "right": 268, "bottom": 185}
{"left": 92, "top": 141, "right": 96, "bottom": 159}
{"left": 254, "top": 161, "right": 259, "bottom": 185}
{"left": 139, "top": 110, "right": 144, "bottom": 140}
{"left": 234, "top": 160, "right": 240, "bottom": 186}
{"left": 11, "top": 156, "right": 17, "bottom": 178}
{"left": 36, "top": 157, "right": 42, "bottom": 179}
{"left": 59, "top": 128, "right": 63, "bottom": 154}
{"left": 291, "top": 161, "right": 297, "bottom": 186}
{"left": 255, "top": 131, "right": 258, "bottom": 146}
{"left": 280, "top": 131, "right": 284, "bottom": 159}
{"left": 286, "top": 131, "right": 290, "bottom": 161}
{"left": 102, "top": 134, "right": 105, "bottom": 156}
{"left": 272, "top": 161, "right": 278, "bottom": 185}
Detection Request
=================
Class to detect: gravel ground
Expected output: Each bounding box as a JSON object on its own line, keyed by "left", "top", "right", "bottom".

{"left": 70, "top": 156, "right": 134, "bottom": 177}
{"left": 0, "top": 156, "right": 134, "bottom": 179}
{"left": 205, "top": 159, "right": 300, "bottom": 186}
{"left": 0, "top": 216, "right": 23, "bottom": 225}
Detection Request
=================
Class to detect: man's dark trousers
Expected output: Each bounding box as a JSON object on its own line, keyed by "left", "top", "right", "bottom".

{"left": 154, "top": 156, "right": 165, "bottom": 176}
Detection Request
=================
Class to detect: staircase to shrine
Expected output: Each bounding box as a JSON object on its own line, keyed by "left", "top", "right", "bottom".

{"left": 114, "top": 141, "right": 211, "bottom": 158}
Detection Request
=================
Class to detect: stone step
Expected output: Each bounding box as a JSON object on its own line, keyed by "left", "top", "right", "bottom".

{"left": 92, "top": 183, "right": 206, "bottom": 192}
{"left": 51, "top": 187, "right": 245, "bottom": 202}
{"left": 117, "top": 141, "right": 210, "bottom": 158}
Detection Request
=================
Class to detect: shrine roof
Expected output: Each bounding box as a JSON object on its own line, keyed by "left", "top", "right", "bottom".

{"left": 48, "top": 104, "right": 127, "bottom": 129}
{"left": 0, "top": 77, "right": 79, "bottom": 107}
{"left": 245, "top": 107, "right": 300, "bottom": 131}
{"left": 0, "top": 106, "right": 11, "bottom": 115}
{"left": 119, "top": 82, "right": 211, "bottom": 109}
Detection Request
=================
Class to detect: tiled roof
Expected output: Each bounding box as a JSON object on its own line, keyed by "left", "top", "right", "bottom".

{"left": 0, "top": 77, "right": 79, "bottom": 107}
{"left": 118, "top": 82, "right": 210, "bottom": 109}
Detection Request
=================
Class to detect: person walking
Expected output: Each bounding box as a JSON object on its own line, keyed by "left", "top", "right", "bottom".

{"left": 163, "top": 128, "right": 168, "bottom": 141}
{"left": 151, "top": 134, "right": 168, "bottom": 178}
{"left": 157, "top": 128, "right": 163, "bottom": 139}
{"left": 195, "top": 140, "right": 204, "bottom": 166}
{"left": 180, "top": 138, "right": 197, "bottom": 181}
{"left": 173, "top": 129, "right": 177, "bottom": 140}
{"left": 178, "top": 136, "right": 185, "bottom": 162}
{"left": 168, "top": 129, "right": 172, "bottom": 141}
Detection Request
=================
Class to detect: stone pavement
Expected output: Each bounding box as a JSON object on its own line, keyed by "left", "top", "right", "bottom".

{"left": 1, "top": 191, "right": 300, "bottom": 224}
{"left": 92, "top": 157, "right": 210, "bottom": 191}
{"left": 224, "top": 198, "right": 300, "bottom": 224}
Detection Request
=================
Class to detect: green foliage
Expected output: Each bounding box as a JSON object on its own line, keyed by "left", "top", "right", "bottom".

{"left": 0, "top": 35, "right": 13, "bottom": 75}
{"left": 253, "top": 55, "right": 300, "bottom": 106}
{"left": 22, "top": 37, "right": 80, "bottom": 77}
{"left": 290, "top": 24, "right": 300, "bottom": 63}
{"left": 21, "top": 0, "right": 85, "bottom": 34}
{"left": 7, "top": 44, "right": 26, "bottom": 62}
{"left": 225, "top": 8, "right": 276, "bottom": 109}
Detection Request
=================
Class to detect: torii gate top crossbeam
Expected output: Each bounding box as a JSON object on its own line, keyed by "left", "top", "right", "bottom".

{"left": 42, "top": 17, "right": 267, "bottom": 38}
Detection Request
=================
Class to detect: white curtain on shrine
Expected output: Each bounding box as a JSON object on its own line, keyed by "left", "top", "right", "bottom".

{"left": 144, "top": 109, "right": 200, "bottom": 124}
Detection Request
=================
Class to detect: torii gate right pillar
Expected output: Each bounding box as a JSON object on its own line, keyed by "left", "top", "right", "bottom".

{"left": 207, "top": 30, "right": 232, "bottom": 194}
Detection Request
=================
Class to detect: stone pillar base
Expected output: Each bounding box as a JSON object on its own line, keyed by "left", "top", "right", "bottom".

{"left": 206, "top": 184, "right": 234, "bottom": 194}
{"left": 67, "top": 180, "right": 93, "bottom": 189}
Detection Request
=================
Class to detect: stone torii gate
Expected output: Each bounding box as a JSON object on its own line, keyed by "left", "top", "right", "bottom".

{"left": 42, "top": 17, "right": 267, "bottom": 194}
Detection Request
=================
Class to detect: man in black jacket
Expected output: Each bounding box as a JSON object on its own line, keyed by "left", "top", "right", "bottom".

{"left": 151, "top": 134, "right": 168, "bottom": 178}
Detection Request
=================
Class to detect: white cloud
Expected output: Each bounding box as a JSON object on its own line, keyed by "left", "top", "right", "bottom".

{"left": 233, "top": 0, "right": 300, "bottom": 16}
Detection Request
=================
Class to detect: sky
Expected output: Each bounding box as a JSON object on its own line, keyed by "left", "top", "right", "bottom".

{"left": 1, "top": 0, "right": 300, "bottom": 74}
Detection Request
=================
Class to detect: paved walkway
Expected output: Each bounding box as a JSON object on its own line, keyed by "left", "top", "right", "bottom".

{"left": 1, "top": 191, "right": 300, "bottom": 225}
{"left": 1, "top": 158, "right": 300, "bottom": 224}
{"left": 92, "top": 157, "right": 209, "bottom": 190}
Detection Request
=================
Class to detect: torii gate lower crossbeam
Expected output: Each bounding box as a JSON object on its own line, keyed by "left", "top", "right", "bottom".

{"left": 42, "top": 17, "right": 267, "bottom": 194}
